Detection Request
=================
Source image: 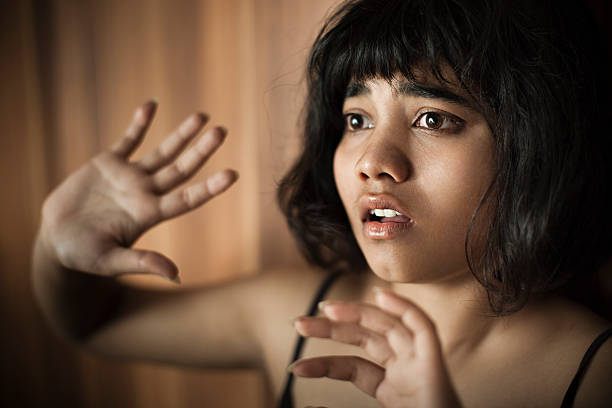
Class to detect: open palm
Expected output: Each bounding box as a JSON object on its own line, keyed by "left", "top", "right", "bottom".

{"left": 41, "top": 101, "right": 237, "bottom": 281}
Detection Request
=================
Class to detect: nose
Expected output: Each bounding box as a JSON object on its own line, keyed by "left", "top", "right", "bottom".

{"left": 355, "top": 130, "right": 411, "bottom": 183}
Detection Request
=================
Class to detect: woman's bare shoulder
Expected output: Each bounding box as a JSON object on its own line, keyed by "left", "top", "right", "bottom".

{"left": 548, "top": 299, "right": 612, "bottom": 407}
{"left": 233, "top": 266, "right": 336, "bottom": 330}
{"left": 240, "top": 266, "right": 372, "bottom": 309}
{"left": 573, "top": 329, "right": 612, "bottom": 407}
{"left": 545, "top": 297, "right": 610, "bottom": 349}
{"left": 509, "top": 296, "right": 612, "bottom": 406}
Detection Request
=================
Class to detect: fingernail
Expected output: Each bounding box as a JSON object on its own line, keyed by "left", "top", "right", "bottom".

{"left": 150, "top": 98, "right": 158, "bottom": 105}
{"left": 373, "top": 286, "right": 385, "bottom": 293}
{"left": 194, "top": 112, "right": 209, "bottom": 125}
{"left": 178, "top": 114, "right": 199, "bottom": 133}
{"left": 317, "top": 300, "right": 330, "bottom": 312}
{"left": 164, "top": 274, "right": 181, "bottom": 284}
{"left": 291, "top": 316, "right": 303, "bottom": 327}
{"left": 207, "top": 171, "right": 230, "bottom": 194}
{"left": 286, "top": 360, "right": 300, "bottom": 373}
{"left": 188, "top": 114, "right": 202, "bottom": 128}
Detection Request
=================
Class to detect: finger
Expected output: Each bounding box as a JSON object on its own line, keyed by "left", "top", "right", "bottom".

{"left": 289, "top": 356, "right": 384, "bottom": 397}
{"left": 374, "top": 288, "right": 441, "bottom": 358}
{"left": 111, "top": 100, "right": 157, "bottom": 158}
{"left": 319, "top": 300, "right": 414, "bottom": 355}
{"left": 294, "top": 316, "right": 393, "bottom": 365}
{"left": 152, "top": 126, "right": 226, "bottom": 193}
{"left": 158, "top": 169, "right": 238, "bottom": 220}
{"left": 93, "top": 247, "right": 180, "bottom": 283}
{"left": 137, "top": 112, "right": 209, "bottom": 173}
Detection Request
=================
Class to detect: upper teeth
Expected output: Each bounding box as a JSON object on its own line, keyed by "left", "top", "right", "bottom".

{"left": 370, "top": 209, "right": 403, "bottom": 217}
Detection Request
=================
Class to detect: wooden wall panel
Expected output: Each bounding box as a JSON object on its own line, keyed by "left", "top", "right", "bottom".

{"left": 0, "top": 0, "right": 337, "bottom": 406}
{"left": 4, "top": 0, "right": 610, "bottom": 407}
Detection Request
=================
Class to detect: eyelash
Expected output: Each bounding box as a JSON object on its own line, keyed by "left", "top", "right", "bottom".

{"left": 344, "top": 113, "right": 374, "bottom": 132}
{"left": 343, "top": 111, "right": 465, "bottom": 133}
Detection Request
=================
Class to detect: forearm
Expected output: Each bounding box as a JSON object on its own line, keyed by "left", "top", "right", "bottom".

{"left": 31, "top": 228, "right": 124, "bottom": 344}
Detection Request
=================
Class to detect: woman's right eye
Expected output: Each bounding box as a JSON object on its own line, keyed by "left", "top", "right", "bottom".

{"left": 344, "top": 113, "right": 374, "bottom": 132}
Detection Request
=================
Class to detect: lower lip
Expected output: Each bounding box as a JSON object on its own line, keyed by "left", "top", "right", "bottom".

{"left": 364, "top": 220, "right": 414, "bottom": 239}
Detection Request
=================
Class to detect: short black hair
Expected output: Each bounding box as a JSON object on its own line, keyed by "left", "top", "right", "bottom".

{"left": 277, "top": 0, "right": 612, "bottom": 314}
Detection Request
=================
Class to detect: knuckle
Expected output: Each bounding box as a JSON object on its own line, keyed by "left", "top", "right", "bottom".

{"left": 402, "top": 308, "right": 433, "bottom": 330}
{"left": 135, "top": 250, "right": 147, "bottom": 270}
{"left": 125, "top": 122, "right": 141, "bottom": 138}
{"left": 358, "top": 332, "right": 370, "bottom": 349}
{"left": 175, "top": 130, "right": 193, "bottom": 145}
{"left": 146, "top": 149, "right": 163, "bottom": 166}
{"left": 387, "top": 321, "right": 405, "bottom": 337}
{"left": 181, "top": 187, "right": 195, "bottom": 207}
{"left": 183, "top": 150, "right": 199, "bottom": 168}
{"left": 173, "top": 128, "right": 188, "bottom": 140}
{"left": 173, "top": 160, "right": 188, "bottom": 178}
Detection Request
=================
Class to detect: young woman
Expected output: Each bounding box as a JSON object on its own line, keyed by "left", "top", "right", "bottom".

{"left": 32, "top": 0, "right": 612, "bottom": 407}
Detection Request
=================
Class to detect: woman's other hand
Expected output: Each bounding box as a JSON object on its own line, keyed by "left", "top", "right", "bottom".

{"left": 291, "top": 288, "right": 462, "bottom": 408}
{"left": 40, "top": 100, "right": 238, "bottom": 282}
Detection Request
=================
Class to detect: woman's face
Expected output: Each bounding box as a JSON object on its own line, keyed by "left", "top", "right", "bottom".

{"left": 333, "top": 74, "right": 495, "bottom": 284}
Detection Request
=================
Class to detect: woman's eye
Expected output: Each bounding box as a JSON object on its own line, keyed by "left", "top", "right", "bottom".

{"left": 414, "top": 112, "right": 463, "bottom": 132}
{"left": 344, "top": 113, "right": 373, "bottom": 131}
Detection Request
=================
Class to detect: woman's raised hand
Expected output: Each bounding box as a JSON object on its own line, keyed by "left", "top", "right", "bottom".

{"left": 291, "top": 288, "right": 462, "bottom": 408}
{"left": 40, "top": 101, "right": 238, "bottom": 283}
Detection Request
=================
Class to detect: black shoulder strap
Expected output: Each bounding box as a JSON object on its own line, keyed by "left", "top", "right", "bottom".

{"left": 277, "top": 271, "right": 343, "bottom": 408}
{"left": 560, "top": 327, "right": 612, "bottom": 407}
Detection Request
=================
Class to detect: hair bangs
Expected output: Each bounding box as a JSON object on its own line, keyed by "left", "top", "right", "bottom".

{"left": 308, "top": 0, "right": 483, "bottom": 118}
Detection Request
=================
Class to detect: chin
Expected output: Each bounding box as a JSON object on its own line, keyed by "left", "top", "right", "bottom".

{"left": 364, "top": 256, "right": 432, "bottom": 283}
{"left": 363, "top": 251, "right": 472, "bottom": 285}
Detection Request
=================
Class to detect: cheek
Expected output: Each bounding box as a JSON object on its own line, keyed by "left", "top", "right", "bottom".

{"left": 428, "top": 126, "right": 494, "bottom": 202}
{"left": 333, "top": 143, "right": 352, "bottom": 205}
{"left": 424, "top": 158, "right": 489, "bottom": 213}
{"left": 422, "top": 135, "right": 496, "bottom": 243}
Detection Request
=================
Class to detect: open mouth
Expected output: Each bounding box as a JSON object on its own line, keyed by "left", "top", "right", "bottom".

{"left": 367, "top": 209, "right": 412, "bottom": 223}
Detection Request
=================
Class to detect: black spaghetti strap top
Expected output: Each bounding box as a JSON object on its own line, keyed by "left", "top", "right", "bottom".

{"left": 278, "top": 271, "right": 343, "bottom": 408}
{"left": 277, "top": 274, "right": 612, "bottom": 408}
{"left": 560, "top": 327, "right": 612, "bottom": 407}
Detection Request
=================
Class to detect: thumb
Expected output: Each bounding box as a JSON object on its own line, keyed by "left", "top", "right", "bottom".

{"left": 95, "top": 247, "right": 180, "bottom": 283}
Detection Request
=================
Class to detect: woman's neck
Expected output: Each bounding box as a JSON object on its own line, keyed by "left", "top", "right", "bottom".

{"left": 386, "top": 271, "right": 496, "bottom": 358}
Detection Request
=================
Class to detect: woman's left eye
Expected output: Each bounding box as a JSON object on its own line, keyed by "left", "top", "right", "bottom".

{"left": 344, "top": 113, "right": 374, "bottom": 132}
{"left": 414, "top": 111, "right": 463, "bottom": 132}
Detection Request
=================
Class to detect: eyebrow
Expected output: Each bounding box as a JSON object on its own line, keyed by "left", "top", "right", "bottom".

{"left": 345, "top": 82, "right": 369, "bottom": 98}
{"left": 345, "top": 81, "right": 472, "bottom": 108}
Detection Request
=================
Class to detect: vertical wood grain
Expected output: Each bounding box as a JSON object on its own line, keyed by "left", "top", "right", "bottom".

{"left": 1, "top": 0, "right": 337, "bottom": 406}
{"left": 4, "top": 0, "right": 612, "bottom": 406}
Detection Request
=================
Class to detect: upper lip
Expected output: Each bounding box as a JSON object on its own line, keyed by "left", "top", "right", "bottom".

{"left": 358, "top": 193, "right": 413, "bottom": 222}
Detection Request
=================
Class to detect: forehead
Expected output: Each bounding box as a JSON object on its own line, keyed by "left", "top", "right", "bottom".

{"left": 345, "top": 69, "right": 477, "bottom": 111}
